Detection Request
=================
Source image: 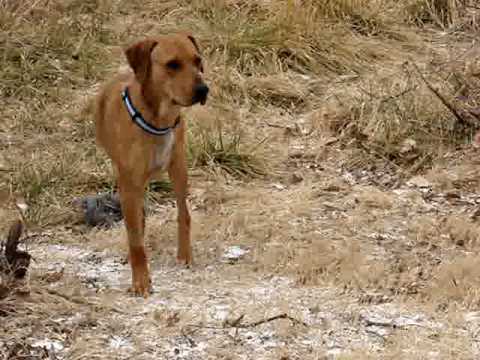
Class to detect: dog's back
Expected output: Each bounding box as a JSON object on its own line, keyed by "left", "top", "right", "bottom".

{"left": 94, "top": 73, "right": 130, "bottom": 158}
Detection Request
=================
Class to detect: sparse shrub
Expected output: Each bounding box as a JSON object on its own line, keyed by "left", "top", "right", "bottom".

{"left": 405, "top": 0, "right": 477, "bottom": 28}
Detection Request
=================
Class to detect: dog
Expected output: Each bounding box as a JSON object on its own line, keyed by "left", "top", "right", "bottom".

{"left": 94, "top": 33, "right": 209, "bottom": 297}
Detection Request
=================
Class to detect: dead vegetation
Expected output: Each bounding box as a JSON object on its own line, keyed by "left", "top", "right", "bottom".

{"left": 0, "top": 220, "right": 31, "bottom": 298}
{"left": 2, "top": 0, "right": 480, "bottom": 358}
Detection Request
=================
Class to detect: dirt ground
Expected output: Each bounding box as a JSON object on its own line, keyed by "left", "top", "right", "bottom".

{"left": 2, "top": 150, "right": 480, "bottom": 359}
{"left": 2, "top": 1, "right": 480, "bottom": 359}
{"left": 4, "top": 145, "right": 480, "bottom": 359}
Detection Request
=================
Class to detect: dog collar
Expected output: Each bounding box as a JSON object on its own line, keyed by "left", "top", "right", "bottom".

{"left": 121, "top": 87, "right": 180, "bottom": 136}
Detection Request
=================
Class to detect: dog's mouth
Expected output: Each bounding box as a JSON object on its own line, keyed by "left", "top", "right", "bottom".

{"left": 172, "top": 93, "right": 208, "bottom": 107}
{"left": 184, "top": 97, "right": 208, "bottom": 106}
{"left": 172, "top": 98, "right": 189, "bottom": 107}
{"left": 191, "top": 95, "right": 208, "bottom": 106}
{"left": 171, "top": 98, "right": 205, "bottom": 107}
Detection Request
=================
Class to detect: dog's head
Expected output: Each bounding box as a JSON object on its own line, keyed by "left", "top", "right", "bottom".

{"left": 125, "top": 33, "right": 208, "bottom": 109}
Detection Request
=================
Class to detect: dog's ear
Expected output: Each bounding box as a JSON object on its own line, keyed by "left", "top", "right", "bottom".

{"left": 125, "top": 39, "right": 158, "bottom": 84}
{"left": 185, "top": 34, "right": 204, "bottom": 72}
{"left": 186, "top": 35, "right": 200, "bottom": 53}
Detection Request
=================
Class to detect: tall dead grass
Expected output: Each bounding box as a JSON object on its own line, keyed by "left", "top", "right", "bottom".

{"left": 0, "top": 0, "right": 121, "bottom": 226}
{"left": 170, "top": 0, "right": 480, "bottom": 171}
{"left": 1, "top": 0, "right": 479, "bottom": 220}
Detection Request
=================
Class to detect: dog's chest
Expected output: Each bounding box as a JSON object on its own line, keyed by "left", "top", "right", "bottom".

{"left": 150, "top": 132, "right": 175, "bottom": 173}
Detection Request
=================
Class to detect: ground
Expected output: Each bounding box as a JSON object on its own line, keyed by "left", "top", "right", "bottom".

{"left": 2, "top": 1, "right": 480, "bottom": 359}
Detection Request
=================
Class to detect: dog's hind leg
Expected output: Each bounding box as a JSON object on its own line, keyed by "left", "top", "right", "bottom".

{"left": 168, "top": 128, "right": 192, "bottom": 265}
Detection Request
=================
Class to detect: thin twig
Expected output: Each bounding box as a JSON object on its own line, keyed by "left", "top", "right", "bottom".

{"left": 264, "top": 121, "right": 290, "bottom": 130}
{"left": 181, "top": 327, "right": 197, "bottom": 347}
{"left": 358, "top": 85, "right": 418, "bottom": 103}
{"left": 356, "top": 141, "right": 402, "bottom": 171}
{"left": 233, "top": 313, "right": 308, "bottom": 328}
{"left": 44, "top": 289, "right": 126, "bottom": 314}
{"left": 226, "top": 314, "right": 245, "bottom": 327}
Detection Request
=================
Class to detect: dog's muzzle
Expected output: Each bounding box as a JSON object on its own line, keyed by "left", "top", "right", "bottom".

{"left": 193, "top": 83, "right": 209, "bottom": 105}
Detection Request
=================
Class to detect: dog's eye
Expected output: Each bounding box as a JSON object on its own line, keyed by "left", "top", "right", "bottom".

{"left": 166, "top": 60, "right": 181, "bottom": 70}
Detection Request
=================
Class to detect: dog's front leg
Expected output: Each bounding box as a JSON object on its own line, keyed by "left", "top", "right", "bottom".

{"left": 118, "top": 173, "right": 151, "bottom": 297}
{"left": 168, "top": 136, "right": 192, "bottom": 265}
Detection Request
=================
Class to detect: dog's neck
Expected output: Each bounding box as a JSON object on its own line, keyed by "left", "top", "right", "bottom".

{"left": 157, "top": 99, "right": 181, "bottom": 125}
{"left": 129, "top": 81, "right": 181, "bottom": 129}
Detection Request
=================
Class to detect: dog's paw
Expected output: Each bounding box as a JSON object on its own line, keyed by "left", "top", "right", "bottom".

{"left": 129, "top": 267, "right": 152, "bottom": 298}
{"left": 176, "top": 255, "right": 193, "bottom": 268}
{"left": 128, "top": 277, "right": 152, "bottom": 298}
{"left": 176, "top": 247, "right": 192, "bottom": 267}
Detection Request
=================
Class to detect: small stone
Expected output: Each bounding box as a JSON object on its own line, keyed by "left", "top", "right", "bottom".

{"left": 222, "top": 246, "right": 248, "bottom": 262}
{"left": 291, "top": 172, "right": 303, "bottom": 184}
{"left": 366, "top": 325, "right": 390, "bottom": 337}
{"left": 407, "top": 176, "right": 432, "bottom": 188}
{"left": 400, "top": 138, "right": 417, "bottom": 154}
{"left": 15, "top": 197, "right": 28, "bottom": 212}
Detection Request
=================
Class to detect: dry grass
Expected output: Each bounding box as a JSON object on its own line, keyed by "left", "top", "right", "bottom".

{"left": 2, "top": 0, "right": 479, "bottom": 219}
{"left": 187, "top": 113, "right": 266, "bottom": 178}
{"left": 2, "top": 0, "right": 480, "bottom": 358}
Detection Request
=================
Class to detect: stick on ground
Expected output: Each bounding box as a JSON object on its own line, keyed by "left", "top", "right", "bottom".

{"left": 1, "top": 220, "right": 31, "bottom": 279}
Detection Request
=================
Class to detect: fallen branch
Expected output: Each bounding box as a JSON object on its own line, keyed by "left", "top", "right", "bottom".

{"left": 362, "top": 316, "right": 427, "bottom": 330}
{"left": 230, "top": 313, "right": 308, "bottom": 328}
{"left": 411, "top": 62, "right": 473, "bottom": 127}
{"left": 188, "top": 312, "right": 308, "bottom": 331}
{"left": 1, "top": 220, "right": 31, "bottom": 279}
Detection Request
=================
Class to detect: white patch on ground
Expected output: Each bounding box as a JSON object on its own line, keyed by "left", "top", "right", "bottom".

{"left": 465, "top": 312, "right": 480, "bottom": 323}
{"left": 109, "top": 336, "right": 134, "bottom": 351}
{"left": 222, "top": 245, "right": 249, "bottom": 261}
{"left": 32, "top": 339, "right": 64, "bottom": 352}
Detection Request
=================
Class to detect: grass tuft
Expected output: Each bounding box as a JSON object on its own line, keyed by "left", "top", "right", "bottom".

{"left": 188, "top": 122, "right": 265, "bottom": 179}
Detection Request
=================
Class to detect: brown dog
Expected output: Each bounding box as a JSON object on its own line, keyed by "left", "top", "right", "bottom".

{"left": 94, "top": 33, "right": 208, "bottom": 297}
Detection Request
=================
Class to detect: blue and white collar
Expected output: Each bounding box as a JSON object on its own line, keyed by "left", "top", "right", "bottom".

{"left": 121, "top": 87, "right": 180, "bottom": 136}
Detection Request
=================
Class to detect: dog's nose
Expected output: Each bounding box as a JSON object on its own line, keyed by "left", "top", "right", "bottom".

{"left": 194, "top": 84, "right": 209, "bottom": 105}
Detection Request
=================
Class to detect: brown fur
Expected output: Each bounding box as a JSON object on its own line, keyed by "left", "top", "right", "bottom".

{"left": 94, "top": 33, "right": 208, "bottom": 297}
